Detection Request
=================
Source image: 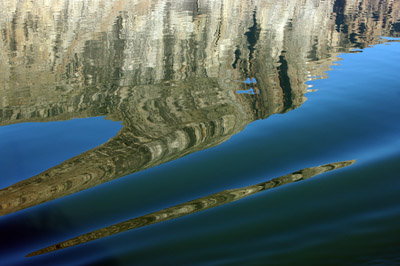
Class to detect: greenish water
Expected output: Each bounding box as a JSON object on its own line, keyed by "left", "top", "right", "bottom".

{"left": 0, "top": 1, "right": 400, "bottom": 265}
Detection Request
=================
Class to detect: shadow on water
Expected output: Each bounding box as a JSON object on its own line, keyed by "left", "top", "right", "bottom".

{"left": 27, "top": 160, "right": 355, "bottom": 257}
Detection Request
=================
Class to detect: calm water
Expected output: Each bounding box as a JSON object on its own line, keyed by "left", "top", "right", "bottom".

{"left": 1, "top": 0, "right": 400, "bottom": 265}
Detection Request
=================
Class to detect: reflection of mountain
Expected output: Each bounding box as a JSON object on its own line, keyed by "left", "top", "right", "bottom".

{"left": 0, "top": 0, "right": 399, "bottom": 216}
{"left": 27, "top": 160, "right": 355, "bottom": 257}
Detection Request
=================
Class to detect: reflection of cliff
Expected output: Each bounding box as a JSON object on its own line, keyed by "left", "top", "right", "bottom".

{"left": 1, "top": 0, "right": 399, "bottom": 125}
{"left": 26, "top": 160, "right": 355, "bottom": 257}
{"left": 331, "top": 0, "right": 400, "bottom": 49}
{"left": 0, "top": 78, "right": 258, "bottom": 215}
{"left": 0, "top": 0, "right": 399, "bottom": 215}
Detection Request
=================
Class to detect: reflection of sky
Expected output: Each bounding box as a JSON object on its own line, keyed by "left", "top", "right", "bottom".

{"left": 236, "top": 78, "right": 258, "bottom": 94}
{"left": 0, "top": 117, "right": 122, "bottom": 188}
{"left": 243, "top": 78, "right": 257, "bottom": 84}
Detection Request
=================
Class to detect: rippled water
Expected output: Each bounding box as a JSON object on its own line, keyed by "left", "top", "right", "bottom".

{"left": 1, "top": 0, "right": 400, "bottom": 265}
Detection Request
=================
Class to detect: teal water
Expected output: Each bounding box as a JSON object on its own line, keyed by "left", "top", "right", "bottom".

{"left": 1, "top": 1, "right": 400, "bottom": 265}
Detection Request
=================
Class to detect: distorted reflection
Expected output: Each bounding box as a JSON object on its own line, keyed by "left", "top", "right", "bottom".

{"left": 1, "top": 0, "right": 399, "bottom": 216}
{"left": 26, "top": 160, "right": 355, "bottom": 257}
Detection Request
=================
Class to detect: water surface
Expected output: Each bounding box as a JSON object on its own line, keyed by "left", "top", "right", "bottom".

{"left": 0, "top": 0, "right": 400, "bottom": 265}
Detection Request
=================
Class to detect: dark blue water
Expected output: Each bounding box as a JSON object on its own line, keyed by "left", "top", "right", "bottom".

{"left": 1, "top": 1, "right": 400, "bottom": 265}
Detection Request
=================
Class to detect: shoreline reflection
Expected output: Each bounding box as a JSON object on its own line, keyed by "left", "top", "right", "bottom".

{"left": 26, "top": 160, "right": 355, "bottom": 257}
{"left": 1, "top": 0, "right": 398, "bottom": 216}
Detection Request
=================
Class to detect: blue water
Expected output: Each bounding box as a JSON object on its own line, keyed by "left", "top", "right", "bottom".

{"left": 1, "top": 39, "right": 399, "bottom": 266}
{"left": 0, "top": 117, "right": 122, "bottom": 188}
{"left": 1, "top": 0, "right": 400, "bottom": 265}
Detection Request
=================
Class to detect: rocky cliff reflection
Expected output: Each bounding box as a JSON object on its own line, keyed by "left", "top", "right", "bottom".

{"left": 27, "top": 160, "right": 355, "bottom": 257}
{"left": 1, "top": 0, "right": 399, "bottom": 216}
